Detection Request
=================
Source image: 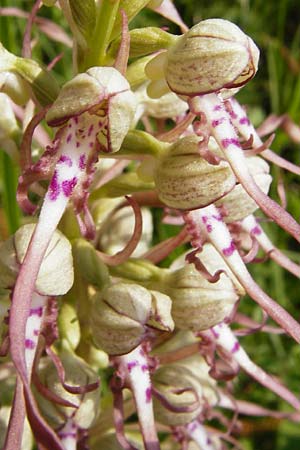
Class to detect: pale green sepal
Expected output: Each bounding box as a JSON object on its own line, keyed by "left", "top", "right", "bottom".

{"left": 109, "top": 27, "right": 177, "bottom": 58}
{"left": 73, "top": 239, "right": 110, "bottom": 290}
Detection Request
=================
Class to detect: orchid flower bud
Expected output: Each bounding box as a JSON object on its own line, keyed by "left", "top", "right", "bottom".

{"left": 46, "top": 66, "right": 137, "bottom": 153}
{"left": 91, "top": 283, "right": 174, "bottom": 355}
{"left": 0, "top": 224, "right": 73, "bottom": 295}
{"left": 216, "top": 155, "right": 272, "bottom": 222}
{"left": 14, "top": 224, "right": 74, "bottom": 296}
{"left": 35, "top": 351, "right": 100, "bottom": 429}
{"left": 171, "top": 354, "right": 218, "bottom": 407}
{"left": 163, "top": 18, "right": 259, "bottom": 98}
{"left": 153, "top": 364, "right": 205, "bottom": 426}
{"left": 148, "top": 290, "right": 174, "bottom": 332}
{"left": 154, "top": 135, "right": 236, "bottom": 210}
{"left": 90, "top": 283, "right": 152, "bottom": 355}
{"left": 165, "top": 260, "right": 238, "bottom": 331}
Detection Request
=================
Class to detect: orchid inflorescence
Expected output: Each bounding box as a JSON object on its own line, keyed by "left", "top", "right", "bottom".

{"left": 0, "top": 1, "right": 300, "bottom": 450}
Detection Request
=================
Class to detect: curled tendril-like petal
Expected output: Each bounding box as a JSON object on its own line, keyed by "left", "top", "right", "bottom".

{"left": 152, "top": 386, "right": 200, "bottom": 413}
{"left": 46, "top": 347, "right": 100, "bottom": 395}
{"left": 97, "top": 196, "right": 143, "bottom": 266}
{"left": 142, "top": 226, "right": 188, "bottom": 263}
{"left": 19, "top": 105, "right": 50, "bottom": 170}
{"left": 185, "top": 249, "right": 224, "bottom": 283}
{"left": 22, "top": 0, "right": 41, "bottom": 58}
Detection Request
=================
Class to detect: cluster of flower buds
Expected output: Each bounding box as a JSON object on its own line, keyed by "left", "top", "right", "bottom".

{"left": 0, "top": 2, "right": 300, "bottom": 450}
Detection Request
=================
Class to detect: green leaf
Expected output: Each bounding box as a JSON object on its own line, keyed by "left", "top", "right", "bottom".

{"left": 69, "top": 0, "right": 96, "bottom": 41}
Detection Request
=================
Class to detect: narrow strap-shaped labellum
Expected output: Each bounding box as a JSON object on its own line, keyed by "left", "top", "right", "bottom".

{"left": 57, "top": 418, "right": 77, "bottom": 450}
{"left": 115, "top": 345, "right": 161, "bottom": 450}
{"left": 3, "top": 377, "right": 26, "bottom": 450}
{"left": 228, "top": 98, "right": 300, "bottom": 176}
{"left": 186, "top": 421, "right": 215, "bottom": 450}
{"left": 241, "top": 214, "right": 300, "bottom": 278}
{"left": 209, "top": 322, "right": 300, "bottom": 410}
{"left": 190, "top": 94, "right": 300, "bottom": 244}
{"left": 24, "top": 292, "right": 47, "bottom": 373}
{"left": 185, "top": 205, "right": 300, "bottom": 343}
{"left": 9, "top": 113, "right": 103, "bottom": 447}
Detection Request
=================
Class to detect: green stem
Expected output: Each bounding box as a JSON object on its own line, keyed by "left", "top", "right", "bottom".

{"left": 0, "top": 151, "right": 20, "bottom": 234}
{"left": 118, "top": 129, "right": 169, "bottom": 157}
{"left": 83, "top": 0, "right": 120, "bottom": 70}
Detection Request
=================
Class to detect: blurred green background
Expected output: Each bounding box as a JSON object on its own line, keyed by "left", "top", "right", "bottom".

{"left": 1, "top": 1, "right": 300, "bottom": 449}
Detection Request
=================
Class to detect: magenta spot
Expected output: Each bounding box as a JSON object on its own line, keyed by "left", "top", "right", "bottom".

{"left": 76, "top": 141, "right": 80, "bottom": 148}
{"left": 141, "top": 365, "right": 148, "bottom": 372}
{"left": 68, "top": 123, "right": 72, "bottom": 128}
{"left": 98, "top": 121, "right": 103, "bottom": 128}
{"left": 33, "top": 329, "right": 40, "bottom": 336}
{"left": 228, "top": 109, "right": 238, "bottom": 120}
{"left": 239, "top": 117, "right": 250, "bottom": 125}
{"left": 231, "top": 341, "right": 240, "bottom": 353}
{"left": 58, "top": 155, "right": 72, "bottom": 167}
{"left": 189, "top": 421, "right": 198, "bottom": 432}
{"left": 74, "top": 116, "right": 79, "bottom": 124}
{"left": 25, "top": 339, "right": 35, "bottom": 350}
{"left": 221, "top": 138, "right": 240, "bottom": 149}
{"left": 212, "top": 214, "right": 222, "bottom": 221}
{"left": 127, "top": 361, "right": 138, "bottom": 372}
{"left": 222, "top": 241, "right": 236, "bottom": 257}
{"left": 79, "top": 154, "right": 86, "bottom": 169}
{"left": 48, "top": 170, "right": 60, "bottom": 201}
{"left": 88, "top": 124, "right": 94, "bottom": 136}
{"left": 66, "top": 133, "right": 72, "bottom": 143}
{"left": 211, "top": 328, "right": 220, "bottom": 338}
{"left": 89, "top": 142, "right": 94, "bottom": 148}
{"left": 201, "top": 216, "right": 212, "bottom": 232}
{"left": 62, "top": 177, "right": 77, "bottom": 197}
{"left": 252, "top": 225, "right": 262, "bottom": 235}
{"left": 213, "top": 105, "right": 222, "bottom": 111}
{"left": 212, "top": 117, "right": 225, "bottom": 127}
{"left": 145, "top": 387, "right": 152, "bottom": 403}
{"left": 29, "top": 307, "right": 43, "bottom": 317}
